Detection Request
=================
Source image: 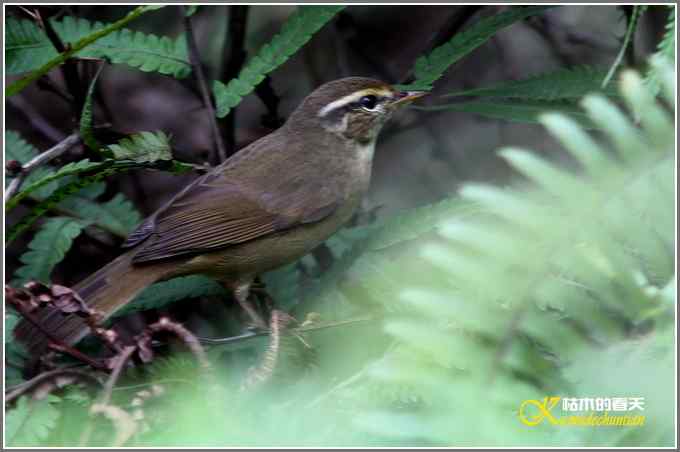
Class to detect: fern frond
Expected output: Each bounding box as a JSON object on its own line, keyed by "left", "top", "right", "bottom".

{"left": 397, "top": 6, "right": 555, "bottom": 91}
{"left": 214, "top": 6, "right": 344, "bottom": 118}
{"left": 417, "top": 99, "right": 595, "bottom": 127}
{"left": 79, "top": 64, "right": 105, "bottom": 151}
{"left": 116, "top": 275, "right": 227, "bottom": 317}
{"left": 6, "top": 14, "right": 189, "bottom": 77}
{"left": 105, "top": 131, "right": 173, "bottom": 163}
{"left": 444, "top": 66, "right": 618, "bottom": 100}
{"left": 6, "top": 6, "right": 166, "bottom": 97}
{"left": 5, "top": 160, "right": 105, "bottom": 212}
{"left": 12, "top": 217, "right": 89, "bottom": 285}
{"left": 5, "top": 395, "right": 61, "bottom": 447}
{"left": 348, "top": 64, "right": 675, "bottom": 446}
{"left": 645, "top": 7, "right": 675, "bottom": 94}
{"left": 59, "top": 192, "right": 142, "bottom": 239}
{"left": 5, "top": 131, "right": 59, "bottom": 199}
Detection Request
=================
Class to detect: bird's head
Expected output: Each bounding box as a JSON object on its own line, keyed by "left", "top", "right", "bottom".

{"left": 287, "top": 77, "right": 427, "bottom": 145}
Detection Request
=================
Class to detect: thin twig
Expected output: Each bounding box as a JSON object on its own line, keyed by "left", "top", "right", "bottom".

{"left": 182, "top": 6, "right": 227, "bottom": 164}
{"left": 197, "top": 316, "right": 375, "bottom": 346}
{"left": 6, "top": 96, "right": 67, "bottom": 142}
{"left": 220, "top": 5, "right": 250, "bottom": 157}
{"left": 5, "top": 369, "right": 102, "bottom": 404}
{"left": 80, "top": 345, "right": 136, "bottom": 446}
{"left": 36, "top": 9, "right": 85, "bottom": 116}
{"left": 4, "top": 132, "right": 81, "bottom": 203}
{"left": 101, "top": 346, "right": 136, "bottom": 406}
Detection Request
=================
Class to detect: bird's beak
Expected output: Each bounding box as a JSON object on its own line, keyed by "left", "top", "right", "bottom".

{"left": 392, "top": 90, "right": 428, "bottom": 107}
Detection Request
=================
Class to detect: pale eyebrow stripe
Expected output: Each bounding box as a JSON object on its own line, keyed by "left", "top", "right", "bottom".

{"left": 318, "top": 88, "right": 392, "bottom": 117}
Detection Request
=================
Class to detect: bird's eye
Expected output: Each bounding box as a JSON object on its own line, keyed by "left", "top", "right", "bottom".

{"left": 359, "top": 95, "right": 378, "bottom": 110}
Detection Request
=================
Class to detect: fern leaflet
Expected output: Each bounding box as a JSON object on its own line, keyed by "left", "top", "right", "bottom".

{"left": 12, "top": 217, "right": 89, "bottom": 285}
{"left": 214, "top": 6, "right": 344, "bottom": 118}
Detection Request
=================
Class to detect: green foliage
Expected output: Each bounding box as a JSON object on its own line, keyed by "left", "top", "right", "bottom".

{"left": 79, "top": 64, "right": 105, "bottom": 151}
{"left": 418, "top": 99, "right": 596, "bottom": 128}
{"left": 115, "top": 275, "right": 227, "bottom": 317}
{"left": 59, "top": 193, "right": 142, "bottom": 238}
{"left": 351, "top": 66, "right": 675, "bottom": 446}
{"left": 213, "top": 6, "right": 345, "bottom": 118}
{"left": 5, "top": 159, "right": 105, "bottom": 212}
{"left": 105, "top": 131, "right": 173, "bottom": 163}
{"left": 418, "top": 66, "right": 627, "bottom": 127}
{"left": 444, "top": 66, "right": 618, "bottom": 100}
{"left": 397, "top": 6, "right": 555, "bottom": 91}
{"left": 12, "top": 217, "right": 89, "bottom": 286}
{"left": 646, "top": 7, "right": 675, "bottom": 94}
{"left": 6, "top": 6, "right": 167, "bottom": 96}
{"left": 61, "top": 64, "right": 670, "bottom": 448}
{"left": 602, "top": 5, "right": 647, "bottom": 88}
{"left": 5, "top": 131, "right": 60, "bottom": 199}
{"left": 5, "top": 396, "right": 62, "bottom": 447}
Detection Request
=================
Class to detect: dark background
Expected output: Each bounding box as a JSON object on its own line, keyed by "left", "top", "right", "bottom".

{"left": 5, "top": 4, "right": 670, "bottom": 308}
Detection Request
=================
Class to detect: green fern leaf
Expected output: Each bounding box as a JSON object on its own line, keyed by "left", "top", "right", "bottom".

{"left": 443, "top": 66, "right": 619, "bottom": 101}
{"left": 5, "top": 131, "right": 59, "bottom": 199}
{"left": 115, "top": 275, "right": 227, "bottom": 317}
{"left": 60, "top": 192, "right": 142, "bottom": 238}
{"left": 417, "top": 99, "right": 595, "bottom": 128}
{"left": 12, "top": 217, "right": 89, "bottom": 285}
{"left": 7, "top": 6, "right": 167, "bottom": 97}
{"left": 6, "top": 15, "right": 189, "bottom": 77}
{"left": 105, "top": 130, "right": 173, "bottom": 163}
{"left": 5, "top": 160, "right": 105, "bottom": 212}
{"left": 214, "top": 6, "right": 345, "bottom": 118}
{"left": 79, "top": 64, "right": 105, "bottom": 151}
{"left": 5, "top": 396, "right": 61, "bottom": 447}
{"left": 397, "top": 6, "right": 555, "bottom": 91}
{"left": 646, "top": 7, "right": 675, "bottom": 94}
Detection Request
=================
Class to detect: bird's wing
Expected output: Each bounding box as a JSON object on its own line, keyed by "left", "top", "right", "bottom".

{"left": 126, "top": 165, "right": 339, "bottom": 264}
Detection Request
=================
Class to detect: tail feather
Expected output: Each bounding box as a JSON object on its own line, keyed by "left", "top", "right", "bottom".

{"left": 14, "top": 250, "right": 172, "bottom": 357}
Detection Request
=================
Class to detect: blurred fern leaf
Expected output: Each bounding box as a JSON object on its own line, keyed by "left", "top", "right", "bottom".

{"left": 5, "top": 396, "right": 61, "bottom": 447}
{"left": 646, "top": 7, "right": 675, "bottom": 94}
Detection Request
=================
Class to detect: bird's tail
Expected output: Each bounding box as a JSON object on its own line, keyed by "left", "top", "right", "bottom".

{"left": 14, "top": 250, "right": 173, "bottom": 357}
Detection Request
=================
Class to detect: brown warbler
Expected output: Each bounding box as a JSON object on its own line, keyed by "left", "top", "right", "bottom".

{"left": 15, "top": 77, "right": 426, "bottom": 356}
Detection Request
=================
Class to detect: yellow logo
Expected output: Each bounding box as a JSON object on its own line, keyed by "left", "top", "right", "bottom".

{"left": 519, "top": 397, "right": 562, "bottom": 426}
{"left": 519, "top": 396, "right": 646, "bottom": 427}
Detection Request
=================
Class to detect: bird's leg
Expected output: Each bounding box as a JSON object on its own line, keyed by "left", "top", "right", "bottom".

{"left": 231, "top": 282, "right": 268, "bottom": 330}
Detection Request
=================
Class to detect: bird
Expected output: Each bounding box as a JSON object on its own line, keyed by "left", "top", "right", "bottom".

{"left": 15, "top": 77, "right": 427, "bottom": 358}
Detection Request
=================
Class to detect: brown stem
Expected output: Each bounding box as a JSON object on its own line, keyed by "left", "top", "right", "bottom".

{"left": 37, "top": 10, "right": 85, "bottom": 118}
{"left": 182, "top": 6, "right": 227, "bottom": 164}
{"left": 220, "top": 5, "right": 250, "bottom": 158}
{"left": 5, "top": 369, "right": 102, "bottom": 404}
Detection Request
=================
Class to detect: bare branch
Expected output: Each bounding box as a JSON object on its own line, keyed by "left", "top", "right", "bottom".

{"left": 182, "top": 6, "right": 227, "bottom": 164}
{"left": 5, "top": 369, "right": 102, "bottom": 404}
{"left": 4, "top": 132, "right": 81, "bottom": 203}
